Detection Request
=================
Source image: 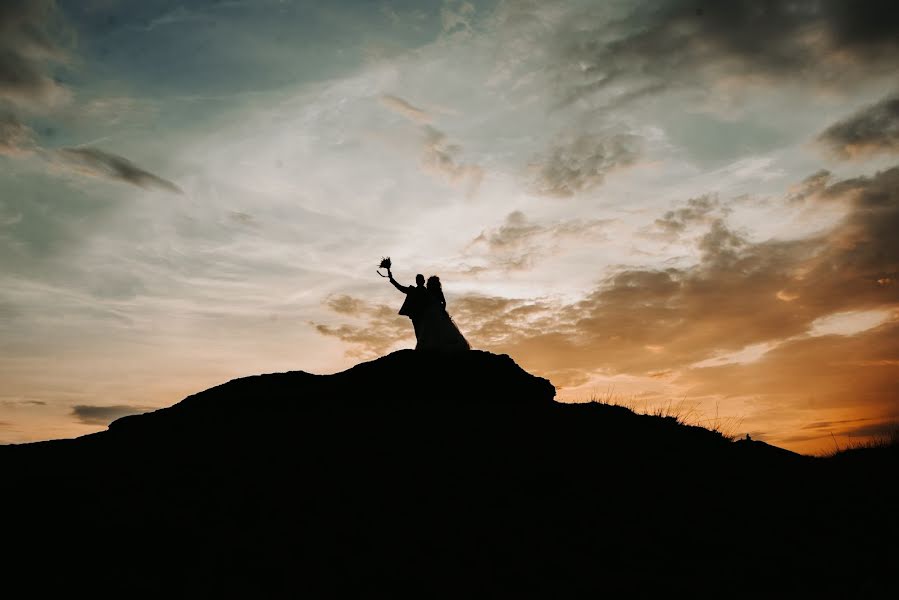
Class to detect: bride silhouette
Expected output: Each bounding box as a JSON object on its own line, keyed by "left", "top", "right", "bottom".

{"left": 419, "top": 275, "right": 470, "bottom": 351}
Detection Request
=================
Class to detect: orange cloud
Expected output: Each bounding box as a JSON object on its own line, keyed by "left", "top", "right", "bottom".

{"left": 314, "top": 296, "right": 412, "bottom": 358}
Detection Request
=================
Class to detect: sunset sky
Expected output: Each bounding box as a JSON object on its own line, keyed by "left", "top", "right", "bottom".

{"left": 2, "top": 0, "right": 898, "bottom": 454}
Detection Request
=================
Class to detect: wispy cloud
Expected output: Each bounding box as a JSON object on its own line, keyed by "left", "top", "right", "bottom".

{"left": 0, "top": 112, "right": 36, "bottom": 156}
{"left": 0, "top": 0, "right": 72, "bottom": 109}
{"left": 466, "top": 210, "right": 613, "bottom": 271}
{"left": 818, "top": 92, "right": 899, "bottom": 159}
{"left": 0, "top": 1, "right": 66, "bottom": 157}
{"left": 1, "top": 399, "right": 47, "bottom": 407}
{"left": 71, "top": 404, "right": 152, "bottom": 426}
{"left": 55, "top": 147, "right": 183, "bottom": 194}
{"left": 653, "top": 195, "right": 722, "bottom": 238}
{"left": 533, "top": 133, "right": 642, "bottom": 197}
{"left": 787, "top": 170, "right": 833, "bottom": 204}
{"left": 841, "top": 420, "right": 899, "bottom": 439}
{"left": 441, "top": 0, "right": 476, "bottom": 35}
{"left": 420, "top": 125, "right": 483, "bottom": 196}
{"left": 380, "top": 94, "right": 483, "bottom": 196}
{"left": 314, "top": 295, "right": 411, "bottom": 358}
{"left": 379, "top": 94, "right": 431, "bottom": 124}
{"left": 325, "top": 294, "right": 367, "bottom": 316}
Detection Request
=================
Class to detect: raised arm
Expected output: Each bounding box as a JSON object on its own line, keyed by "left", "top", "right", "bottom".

{"left": 387, "top": 269, "right": 409, "bottom": 294}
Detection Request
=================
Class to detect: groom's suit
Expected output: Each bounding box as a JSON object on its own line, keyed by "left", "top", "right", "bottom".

{"left": 391, "top": 279, "right": 432, "bottom": 348}
{"left": 398, "top": 284, "right": 429, "bottom": 318}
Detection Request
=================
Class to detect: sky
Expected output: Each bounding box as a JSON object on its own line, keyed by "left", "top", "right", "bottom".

{"left": 1, "top": 0, "right": 898, "bottom": 454}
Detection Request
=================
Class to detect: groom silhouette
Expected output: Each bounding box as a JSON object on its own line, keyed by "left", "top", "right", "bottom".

{"left": 387, "top": 270, "right": 431, "bottom": 348}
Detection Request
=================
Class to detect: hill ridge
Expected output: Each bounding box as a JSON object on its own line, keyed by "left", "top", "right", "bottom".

{"left": 2, "top": 349, "right": 894, "bottom": 596}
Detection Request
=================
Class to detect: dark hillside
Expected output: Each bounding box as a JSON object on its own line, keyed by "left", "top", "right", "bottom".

{"left": 2, "top": 350, "right": 895, "bottom": 596}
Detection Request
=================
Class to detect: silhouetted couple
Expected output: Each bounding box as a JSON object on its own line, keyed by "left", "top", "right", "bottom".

{"left": 387, "top": 268, "right": 470, "bottom": 351}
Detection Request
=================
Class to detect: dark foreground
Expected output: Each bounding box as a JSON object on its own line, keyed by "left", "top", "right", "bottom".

{"left": 2, "top": 351, "right": 896, "bottom": 596}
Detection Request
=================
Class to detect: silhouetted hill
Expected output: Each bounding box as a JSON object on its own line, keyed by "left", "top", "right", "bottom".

{"left": 1, "top": 351, "right": 896, "bottom": 597}
{"left": 108, "top": 349, "right": 556, "bottom": 435}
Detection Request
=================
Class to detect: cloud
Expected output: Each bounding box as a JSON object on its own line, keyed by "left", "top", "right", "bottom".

{"left": 314, "top": 297, "right": 412, "bottom": 358}
{"left": 379, "top": 94, "right": 431, "bottom": 124}
{"left": 802, "top": 417, "right": 869, "bottom": 429}
{"left": 466, "top": 210, "right": 613, "bottom": 271}
{"left": 471, "top": 211, "right": 542, "bottom": 250}
{"left": 71, "top": 404, "right": 152, "bottom": 426}
{"left": 546, "top": 0, "right": 899, "bottom": 107}
{"left": 379, "top": 95, "right": 483, "bottom": 196}
{"left": 1, "top": 399, "right": 47, "bottom": 406}
{"left": 325, "top": 294, "right": 367, "bottom": 316}
{"left": 441, "top": 0, "right": 476, "bottom": 34}
{"left": 142, "top": 5, "right": 213, "bottom": 31}
{"left": 818, "top": 92, "right": 899, "bottom": 159}
{"left": 0, "top": 112, "right": 36, "bottom": 156}
{"left": 696, "top": 218, "right": 746, "bottom": 269}
{"left": 0, "top": 0, "right": 71, "bottom": 109}
{"left": 380, "top": 4, "right": 428, "bottom": 29}
{"left": 229, "top": 211, "right": 256, "bottom": 226}
{"left": 55, "top": 147, "right": 183, "bottom": 194}
{"left": 841, "top": 420, "right": 899, "bottom": 439}
{"left": 450, "top": 294, "right": 557, "bottom": 347}
{"left": 653, "top": 195, "right": 721, "bottom": 237}
{"left": 0, "top": 120, "right": 181, "bottom": 192}
{"left": 533, "top": 133, "right": 642, "bottom": 197}
{"left": 421, "top": 125, "right": 483, "bottom": 196}
{"left": 787, "top": 169, "right": 833, "bottom": 203}
{"left": 81, "top": 96, "right": 159, "bottom": 127}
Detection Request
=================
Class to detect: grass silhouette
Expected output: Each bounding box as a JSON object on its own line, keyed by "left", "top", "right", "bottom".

{"left": 583, "top": 392, "right": 746, "bottom": 441}
{"left": 825, "top": 425, "right": 899, "bottom": 457}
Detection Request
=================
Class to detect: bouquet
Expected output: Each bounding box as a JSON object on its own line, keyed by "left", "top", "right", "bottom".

{"left": 377, "top": 256, "right": 391, "bottom": 277}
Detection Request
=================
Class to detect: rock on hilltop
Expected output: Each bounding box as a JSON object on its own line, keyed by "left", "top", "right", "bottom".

{"left": 106, "top": 349, "right": 555, "bottom": 438}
